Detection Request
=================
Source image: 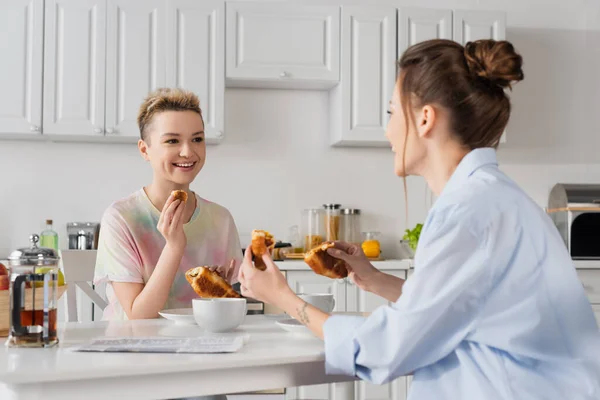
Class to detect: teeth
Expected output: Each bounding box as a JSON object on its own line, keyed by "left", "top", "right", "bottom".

{"left": 175, "top": 162, "right": 194, "bottom": 167}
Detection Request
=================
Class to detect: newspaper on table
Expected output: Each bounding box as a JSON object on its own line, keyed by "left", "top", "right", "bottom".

{"left": 70, "top": 336, "right": 245, "bottom": 354}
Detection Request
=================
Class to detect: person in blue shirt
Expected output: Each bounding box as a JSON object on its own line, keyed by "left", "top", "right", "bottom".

{"left": 238, "top": 38, "right": 600, "bottom": 399}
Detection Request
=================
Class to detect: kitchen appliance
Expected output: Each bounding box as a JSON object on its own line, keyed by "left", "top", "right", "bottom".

{"left": 547, "top": 183, "right": 600, "bottom": 259}
{"left": 67, "top": 222, "right": 100, "bottom": 250}
{"left": 6, "top": 234, "right": 60, "bottom": 348}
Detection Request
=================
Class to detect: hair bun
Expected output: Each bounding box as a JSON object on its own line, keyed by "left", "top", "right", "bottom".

{"left": 464, "top": 40, "right": 524, "bottom": 89}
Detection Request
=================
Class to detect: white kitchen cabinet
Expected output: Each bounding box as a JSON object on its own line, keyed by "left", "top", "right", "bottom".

{"left": 43, "top": 0, "right": 107, "bottom": 137}
{"left": 330, "top": 6, "right": 396, "bottom": 147}
{"left": 105, "top": 0, "right": 167, "bottom": 138}
{"left": 397, "top": 8, "right": 452, "bottom": 56}
{"left": 286, "top": 271, "right": 346, "bottom": 312}
{"left": 0, "top": 0, "right": 43, "bottom": 136}
{"left": 453, "top": 10, "right": 506, "bottom": 45}
{"left": 166, "top": 0, "right": 224, "bottom": 143}
{"left": 226, "top": 2, "right": 340, "bottom": 89}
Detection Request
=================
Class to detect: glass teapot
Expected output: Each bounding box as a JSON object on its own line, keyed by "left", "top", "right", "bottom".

{"left": 6, "top": 234, "right": 60, "bottom": 348}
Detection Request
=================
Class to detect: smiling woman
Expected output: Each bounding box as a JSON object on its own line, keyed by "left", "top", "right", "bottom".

{"left": 93, "top": 88, "right": 243, "bottom": 330}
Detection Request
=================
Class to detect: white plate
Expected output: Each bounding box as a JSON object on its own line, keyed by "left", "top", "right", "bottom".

{"left": 275, "top": 318, "right": 314, "bottom": 336}
{"left": 158, "top": 308, "right": 197, "bottom": 325}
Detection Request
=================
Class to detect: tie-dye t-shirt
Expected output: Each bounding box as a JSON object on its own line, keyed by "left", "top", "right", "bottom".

{"left": 94, "top": 189, "right": 243, "bottom": 320}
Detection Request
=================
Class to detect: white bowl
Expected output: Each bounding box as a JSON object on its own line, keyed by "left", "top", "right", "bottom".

{"left": 192, "top": 298, "right": 247, "bottom": 333}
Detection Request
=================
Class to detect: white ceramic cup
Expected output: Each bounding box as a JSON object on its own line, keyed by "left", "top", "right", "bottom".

{"left": 297, "top": 293, "right": 335, "bottom": 313}
{"left": 192, "top": 298, "right": 247, "bottom": 332}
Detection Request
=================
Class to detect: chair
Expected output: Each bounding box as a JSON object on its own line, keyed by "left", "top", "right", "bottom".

{"left": 60, "top": 249, "right": 107, "bottom": 322}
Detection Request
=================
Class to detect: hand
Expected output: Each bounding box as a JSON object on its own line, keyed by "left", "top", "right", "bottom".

{"left": 207, "top": 259, "right": 237, "bottom": 283}
{"left": 238, "top": 245, "right": 293, "bottom": 305}
{"left": 157, "top": 193, "right": 186, "bottom": 250}
{"left": 327, "top": 241, "right": 380, "bottom": 292}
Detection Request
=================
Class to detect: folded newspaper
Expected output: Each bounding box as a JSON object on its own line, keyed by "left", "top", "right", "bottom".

{"left": 70, "top": 336, "right": 245, "bottom": 354}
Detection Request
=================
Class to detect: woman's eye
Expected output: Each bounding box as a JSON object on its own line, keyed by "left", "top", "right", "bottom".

{"left": 165, "top": 139, "right": 178, "bottom": 144}
{"left": 193, "top": 137, "right": 204, "bottom": 143}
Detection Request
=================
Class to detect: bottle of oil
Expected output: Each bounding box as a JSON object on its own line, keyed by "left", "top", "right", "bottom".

{"left": 40, "top": 219, "right": 59, "bottom": 251}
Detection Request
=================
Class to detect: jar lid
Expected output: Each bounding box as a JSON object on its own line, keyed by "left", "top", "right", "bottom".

{"left": 322, "top": 204, "right": 341, "bottom": 210}
{"left": 8, "top": 234, "right": 59, "bottom": 266}
{"left": 342, "top": 208, "right": 361, "bottom": 215}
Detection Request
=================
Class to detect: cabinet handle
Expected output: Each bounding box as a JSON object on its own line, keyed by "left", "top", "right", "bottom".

{"left": 94, "top": 127, "right": 103, "bottom": 134}
{"left": 106, "top": 128, "right": 115, "bottom": 134}
{"left": 337, "top": 279, "right": 345, "bottom": 284}
{"left": 279, "top": 71, "right": 289, "bottom": 78}
{"left": 30, "top": 125, "right": 40, "bottom": 132}
{"left": 347, "top": 278, "right": 354, "bottom": 286}
{"left": 215, "top": 130, "right": 223, "bottom": 138}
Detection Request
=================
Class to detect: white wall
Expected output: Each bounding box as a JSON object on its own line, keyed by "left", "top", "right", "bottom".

{"left": 1, "top": 0, "right": 599, "bottom": 259}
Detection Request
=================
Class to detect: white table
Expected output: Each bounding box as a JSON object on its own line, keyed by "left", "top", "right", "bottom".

{"left": 0, "top": 315, "right": 356, "bottom": 400}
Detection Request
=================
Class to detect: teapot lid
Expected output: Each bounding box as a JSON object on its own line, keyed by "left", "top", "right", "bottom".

{"left": 8, "top": 234, "right": 59, "bottom": 266}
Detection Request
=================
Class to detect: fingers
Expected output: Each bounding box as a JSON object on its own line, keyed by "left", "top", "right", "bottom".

{"left": 331, "top": 241, "right": 354, "bottom": 252}
{"left": 326, "top": 246, "right": 352, "bottom": 261}
{"left": 164, "top": 199, "right": 181, "bottom": 224}
{"left": 170, "top": 200, "right": 185, "bottom": 228}
{"left": 244, "top": 245, "right": 253, "bottom": 263}
{"left": 261, "top": 252, "right": 279, "bottom": 272}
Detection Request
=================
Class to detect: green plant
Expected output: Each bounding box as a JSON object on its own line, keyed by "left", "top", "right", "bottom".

{"left": 403, "top": 223, "right": 423, "bottom": 251}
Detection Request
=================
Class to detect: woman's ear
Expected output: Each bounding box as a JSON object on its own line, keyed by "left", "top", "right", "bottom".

{"left": 138, "top": 139, "right": 150, "bottom": 161}
{"left": 416, "top": 105, "right": 436, "bottom": 138}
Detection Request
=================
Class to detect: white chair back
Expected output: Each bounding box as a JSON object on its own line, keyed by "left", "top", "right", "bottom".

{"left": 60, "top": 250, "right": 107, "bottom": 322}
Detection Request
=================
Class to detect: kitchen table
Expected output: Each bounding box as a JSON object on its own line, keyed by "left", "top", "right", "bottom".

{"left": 0, "top": 315, "right": 356, "bottom": 400}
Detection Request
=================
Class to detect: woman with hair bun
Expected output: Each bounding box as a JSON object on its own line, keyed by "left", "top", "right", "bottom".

{"left": 238, "top": 39, "right": 600, "bottom": 399}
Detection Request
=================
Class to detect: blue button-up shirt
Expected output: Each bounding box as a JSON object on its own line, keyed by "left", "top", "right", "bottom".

{"left": 323, "top": 148, "right": 600, "bottom": 399}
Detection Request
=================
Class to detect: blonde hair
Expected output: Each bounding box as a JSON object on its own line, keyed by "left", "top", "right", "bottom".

{"left": 137, "top": 88, "right": 203, "bottom": 141}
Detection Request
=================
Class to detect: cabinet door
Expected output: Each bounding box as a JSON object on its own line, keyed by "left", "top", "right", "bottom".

{"left": 286, "top": 270, "right": 346, "bottom": 311}
{"left": 166, "top": 0, "right": 224, "bottom": 143}
{"left": 398, "top": 8, "right": 452, "bottom": 55}
{"left": 286, "top": 270, "right": 346, "bottom": 400}
{"left": 106, "top": 0, "right": 166, "bottom": 138}
{"left": 346, "top": 270, "right": 407, "bottom": 400}
{"left": 453, "top": 10, "right": 507, "bottom": 143}
{"left": 0, "top": 0, "right": 43, "bottom": 135}
{"left": 330, "top": 6, "right": 396, "bottom": 147}
{"left": 226, "top": 2, "right": 340, "bottom": 89}
{"left": 43, "top": 0, "right": 106, "bottom": 136}
{"left": 453, "top": 10, "right": 505, "bottom": 44}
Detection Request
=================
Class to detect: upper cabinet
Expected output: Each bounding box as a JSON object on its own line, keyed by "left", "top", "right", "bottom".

{"left": 333, "top": 7, "right": 506, "bottom": 147}
{"left": 43, "top": 0, "right": 106, "bottom": 137}
{"left": 166, "top": 0, "right": 225, "bottom": 143}
{"left": 330, "top": 6, "right": 396, "bottom": 146}
{"left": 226, "top": 2, "right": 340, "bottom": 89}
{"left": 0, "top": 0, "right": 44, "bottom": 136}
{"left": 0, "top": 2, "right": 507, "bottom": 147}
{"left": 397, "top": 8, "right": 452, "bottom": 54}
{"left": 453, "top": 10, "right": 506, "bottom": 44}
{"left": 105, "top": 0, "right": 166, "bottom": 138}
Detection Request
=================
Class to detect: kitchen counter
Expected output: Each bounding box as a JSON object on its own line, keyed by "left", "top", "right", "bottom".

{"left": 274, "top": 259, "right": 412, "bottom": 271}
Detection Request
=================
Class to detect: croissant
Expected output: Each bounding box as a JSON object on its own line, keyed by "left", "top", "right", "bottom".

{"left": 185, "top": 266, "right": 241, "bottom": 298}
{"left": 304, "top": 242, "right": 349, "bottom": 279}
{"left": 251, "top": 230, "right": 275, "bottom": 271}
{"left": 171, "top": 190, "right": 188, "bottom": 203}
